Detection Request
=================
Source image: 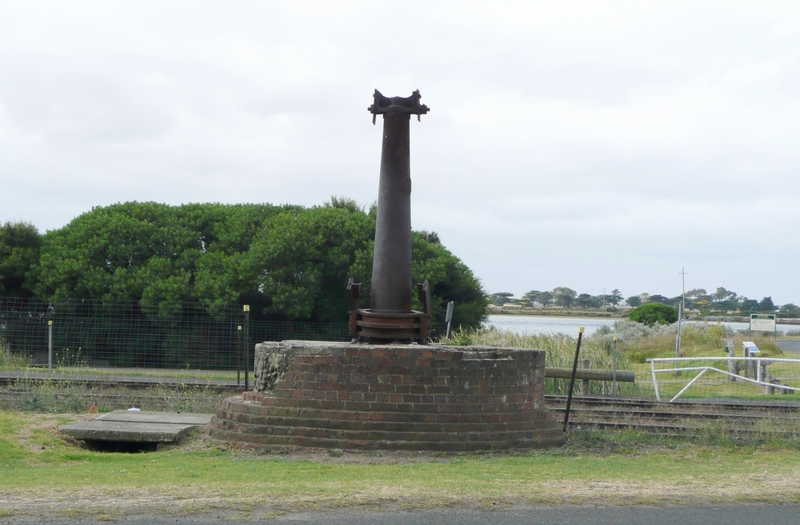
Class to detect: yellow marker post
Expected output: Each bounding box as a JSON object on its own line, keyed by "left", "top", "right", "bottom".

{"left": 237, "top": 325, "right": 243, "bottom": 385}
{"left": 243, "top": 305, "right": 250, "bottom": 390}
{"left": 48, "top": 320, "right": 53, "bottom": 373}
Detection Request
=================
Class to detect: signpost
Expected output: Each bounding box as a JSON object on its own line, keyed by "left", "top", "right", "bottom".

{"left": 445, "top": 301, "right": 454, "bottom": 338}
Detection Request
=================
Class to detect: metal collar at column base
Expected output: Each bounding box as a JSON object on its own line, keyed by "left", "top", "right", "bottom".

{"left": 350, "top": 309, "right": 430, "bottom": 342}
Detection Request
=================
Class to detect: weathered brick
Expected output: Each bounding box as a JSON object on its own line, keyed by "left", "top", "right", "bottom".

{"left": 209, "top": 342, "right": 563, "bottom": 452}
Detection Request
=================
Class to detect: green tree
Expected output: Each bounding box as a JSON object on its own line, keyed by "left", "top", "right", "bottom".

{"left": 522, "top": 290, "right": 541, "bottom": 305}
{"left": 648, "top": 294, "right": 671, "bottom": 305}
{"left": 0, "top": 221, "right": 42, "bottom": 297}
{"left": 410, "top": 232, "right": 488, "bottom": 328}
{"left": 626, "top": 295, "right": 642, "bottom": 307}
{"left": 28, "top": 200, "right": 488, "bottom": 328}
{"left": 757, "top": 296, "right": 776, "bottom": 312}
{"left": 552, "top": 287, "right": 577, "bottom": 308}
{"left": 738, "top": 298, "right": 758, "bottom": 314}
{"left": 32, "top": 202, "right": 284, "bottom": 307}
{"left": 778, "top": 303, "right": 800, "bottom": 318}
{"left": 608, "top": 289, "right": 623, "bottom": 306}
{"left": 537, "top": 291, "right": 553, "bottom": 307}
{"left": 243, "top": 205, "right": 375, "bottom": 322}
{"left": 489, "top": 292, "right": 514, "bottom": 306}
{"left": 713, "top": 287, "right": 736, "bottom": 303}
{"left": 627, "top": 303, "right": 678, "bottom": 327}
{"left": 576, "top": 293, "right": 600, "bottom": 308}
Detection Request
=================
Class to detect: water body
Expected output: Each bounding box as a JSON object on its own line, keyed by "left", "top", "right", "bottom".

{"left": 485, "top": 315, "right": 799, "bottom": 337}
{"left": 485, "top": 315, "right": 614, "bottom": 337}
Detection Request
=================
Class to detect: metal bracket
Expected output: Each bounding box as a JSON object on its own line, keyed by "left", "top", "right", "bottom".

{"left": 368, "top": 89, "right": 429, "bottom": 124}
{"left": 417, "top": 280, "right": 431, "bottom": 316}
{"left": 346, "top": 278, "right": 361, "bottom": 312}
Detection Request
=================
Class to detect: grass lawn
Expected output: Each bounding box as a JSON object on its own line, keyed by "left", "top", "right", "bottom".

{"left": 2, "top": 411, "right": 800, "bottom": 520}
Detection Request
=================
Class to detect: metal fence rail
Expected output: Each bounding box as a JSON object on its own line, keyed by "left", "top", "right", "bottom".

{"left": 648, "top": 356, "right": 800, "bottom": 402}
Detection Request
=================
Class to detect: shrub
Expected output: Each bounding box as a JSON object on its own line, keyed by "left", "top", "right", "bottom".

{"left": 628, "top": 303, "right": 678, "bottom": 327}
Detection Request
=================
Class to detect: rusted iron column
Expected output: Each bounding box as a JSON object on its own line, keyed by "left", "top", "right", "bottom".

{"left": 347, "top": 90, "right": 431, "bottom": 342}
{"left": 371, "top": 100, "right": 414, "bottom": 312}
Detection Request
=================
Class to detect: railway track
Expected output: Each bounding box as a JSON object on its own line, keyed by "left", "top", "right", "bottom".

{"left": 0, "top": 373, "right": 241, "bottom": 393}
{"left": 2, "top": 376, "right": 800, "bottom": 439}
{"left": 546, "top": 395, "right": 800, "bottom": 438}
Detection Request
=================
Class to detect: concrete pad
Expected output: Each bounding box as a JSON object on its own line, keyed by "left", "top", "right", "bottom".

{"left": 60, "top": 420, "right": 197, "bottom": 443}
{"left": 97, "top": 410, "right": 213, "bottom": 425}
{"left": 59, "top": 411, "right": 214, "bottom": 444}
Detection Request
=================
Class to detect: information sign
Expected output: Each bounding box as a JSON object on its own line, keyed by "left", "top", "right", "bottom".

{"left": 750, "top": 314, "right": 776, "bottom": 332}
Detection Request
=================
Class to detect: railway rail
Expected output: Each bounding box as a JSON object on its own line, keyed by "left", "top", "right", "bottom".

{"left": 546, "top": 395, "right": 800, "bottom": 438}
{"left": 2, "top": 375, "right": 800, "bottom": 439}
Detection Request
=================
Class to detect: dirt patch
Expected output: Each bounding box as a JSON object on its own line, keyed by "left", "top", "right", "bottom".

{"left": 16, "top": 412, "right": 94, "bottom": 453}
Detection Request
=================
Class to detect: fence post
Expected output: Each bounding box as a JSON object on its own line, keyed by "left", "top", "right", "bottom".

{"left": 581, "top": 359, "right": 591, "bottom": 396}
{"left": 562, "top": 326, "right": 584, "bottom": 432}
{"left": 48, "top": 320, "right": 53, "bottom": 373}
{"left": 237, "top": 325, "right": 242, "bottom": 386}
{"left": 743, "top": 347, "right": 754, "bottom": 378}
{"left": 759, "top": 361, "right": 771, "bottom": 394}
{"left": 243, "top": 305, "right": 250, "bottom": 391}
{"left": 612, "top": 337, "right": 618, "bottom": 397}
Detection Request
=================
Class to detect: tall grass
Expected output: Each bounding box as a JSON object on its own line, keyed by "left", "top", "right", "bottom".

{"left": 0, "top": 336, "right": 29, "bottom": 369}
{"left": 594, "top": 320, "right": 782, "bottom": 363}
{"left": 0, "top": 377, "right": 226, "bottom": 414}
{"left": 441, "top": 321, "right": 785, "bottom": 398}
{"left": 441, "top": 328, "right": 638, "bottom": 395}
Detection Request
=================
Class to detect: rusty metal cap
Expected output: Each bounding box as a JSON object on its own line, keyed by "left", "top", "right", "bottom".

{"left": 368, "top": 89, "right": 429, "bottom": 123}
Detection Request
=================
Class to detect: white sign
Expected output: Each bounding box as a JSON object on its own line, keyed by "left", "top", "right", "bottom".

{"left": 742, "top": 341, "right": 761, "bottom": 354}
{"left": 750, "top": 314, "right": 776, "bottom": 332}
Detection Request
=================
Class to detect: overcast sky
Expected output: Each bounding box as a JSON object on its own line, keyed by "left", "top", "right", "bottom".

{"left": 2, "top": 1, "right": 799, "bottom": 305}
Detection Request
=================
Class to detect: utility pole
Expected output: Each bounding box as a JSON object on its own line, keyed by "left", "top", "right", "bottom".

{"left": 675, "top": 267, "right": 687, "bottom": 376}
{"left": 680, "top": 267, "right": 687, "bottom": 317}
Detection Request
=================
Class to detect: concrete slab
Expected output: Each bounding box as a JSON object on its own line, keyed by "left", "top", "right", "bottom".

{"left": 59, "top": 411, "right": 214, "bottom": 444}
{"left": 97, "top": 410, "right": 213, "bottom": 425}
{"left": 59, "top": 420, "right": 197, "bottom": 443}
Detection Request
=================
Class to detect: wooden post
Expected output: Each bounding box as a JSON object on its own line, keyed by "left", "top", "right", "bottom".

{"left": 581, "top": 359, "right": 591, "bottom": 396}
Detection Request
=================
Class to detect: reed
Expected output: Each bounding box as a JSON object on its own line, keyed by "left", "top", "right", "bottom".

{"left": 441, "top": 328, "right": 638, "bottom": 395}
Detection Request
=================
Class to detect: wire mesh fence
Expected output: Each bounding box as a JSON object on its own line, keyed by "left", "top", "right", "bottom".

{"left": 0, "top": 297, "right": 351, "bottom": 374}
{"left": 4, "top": 297, "right": 800, "bottom": 406}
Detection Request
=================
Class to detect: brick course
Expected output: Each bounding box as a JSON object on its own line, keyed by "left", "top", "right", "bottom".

{"left": 207, "top": 341, "right": 564, "bottom": 451}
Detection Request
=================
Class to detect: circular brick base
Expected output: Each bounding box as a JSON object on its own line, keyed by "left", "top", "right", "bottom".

{"left": 207, "top": 341, "right": 565, "bottom": 452}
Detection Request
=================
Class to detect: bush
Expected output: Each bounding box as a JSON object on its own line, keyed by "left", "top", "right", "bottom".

{"left": 628, "top": 303, "right": 678, "bottom": 327}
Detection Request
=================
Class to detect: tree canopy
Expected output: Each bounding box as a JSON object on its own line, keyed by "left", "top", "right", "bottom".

{"left": 627, "top": 303, "right": 679, "bottom": 327}
{"left": 19, "top": 201, "right": 487, "bottom": 328}
{"left": 0, "top": 221, "right": 42, "bottom": 298}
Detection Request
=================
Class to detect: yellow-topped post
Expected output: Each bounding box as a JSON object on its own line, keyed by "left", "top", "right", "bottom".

{"left": 563, "top": 326, "right": 586, "bottom": 432}
{"left": 48, "top": 320, "right": 53, "bottom": 373}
